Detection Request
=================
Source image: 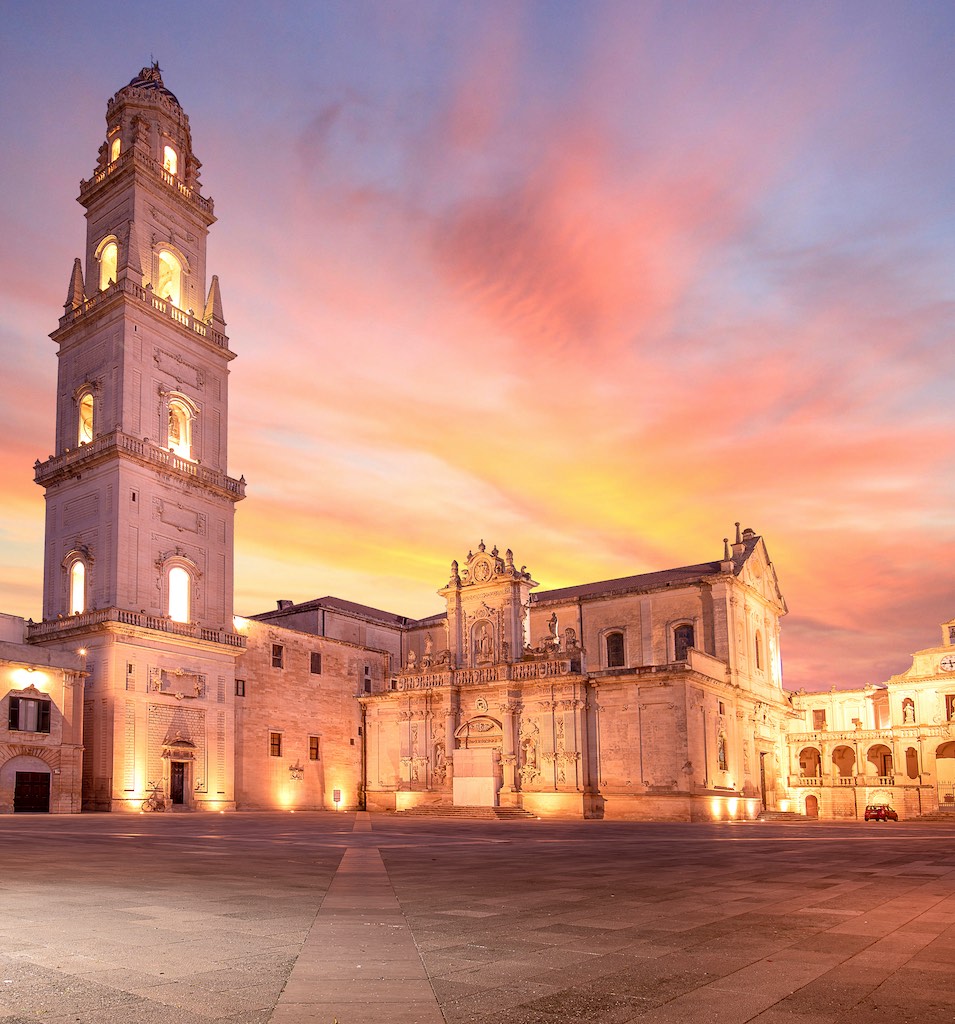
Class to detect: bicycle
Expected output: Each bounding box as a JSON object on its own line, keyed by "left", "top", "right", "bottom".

{"left": 141, "top": 783, "right": 166, "bottom": 812}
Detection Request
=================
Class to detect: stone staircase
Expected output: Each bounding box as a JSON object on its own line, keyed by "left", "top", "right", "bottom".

{"left": 395, "top": 805, "right": 537, "bottom": 820}
{"left": 910, "top": 810, "right": 955, "bottom": 823}
{"left": 756, "top": 809, "right": 809, "bottom": 823}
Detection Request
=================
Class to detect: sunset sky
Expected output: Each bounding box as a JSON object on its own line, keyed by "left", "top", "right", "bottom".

{"left": 1, "top": 2, "right": 953, "bottom": 690}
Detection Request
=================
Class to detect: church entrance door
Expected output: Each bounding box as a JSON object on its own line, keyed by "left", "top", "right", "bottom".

{"left": 14, "top": 771, "right": 50, "bottom": 812}
{"left": 170, "top": 762, "right": 186, "bottom": 805}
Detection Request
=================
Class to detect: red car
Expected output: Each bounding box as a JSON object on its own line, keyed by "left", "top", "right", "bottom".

{"left": 864, "top": 805, "right": 899, "bottom": 822}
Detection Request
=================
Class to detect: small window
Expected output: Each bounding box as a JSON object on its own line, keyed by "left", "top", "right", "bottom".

{"left": 754, "top": 631, "right": 763, "bottom": 671}
{"left": 99, "top": 240, "right": 118, "bottom": 291}
{"left": 69, "top": 560, "right": 86, "bottom": 615}
{"left": 310, "top": 652, "right": 322, "bottom": 675}
{"left": 812, "top": 709, "right": 827, "bottom": 730}
{"left": 718, "top": 701, "right": 726, "bottom": 716}
{"left": 235, "top": 679, "right": 246, "bottom": 697}
{"left": 271, "top": 644, "right": 284, "bottom": 669}
{"left": 157, "top": 248, "right": 183, "bottom": 309}
{"left": 269, "top": 732, "right": 282, "bottom": 757}
{"left": 946, "top": 695, "right": 955, "bottom": 721}
{"left": 308, "top": 736, "right": 320, "bottom": 761}
{"left": 110, "top": 137, "right": 121, "bottom": 163}
{"left": 168, "top": 566, "right": 190, "bottom": 623}
{"left": 163, "top": 145, "right": 178, "bottom": 175}
{"left": 673, "top": 624, "right": 694, "bottom": 661}
{"left": 9, "top": 696, "right": 52, "bottom": 734}
{"left": 167, "top": 398, "right": 193, "bottom": 459}
{"left": 78, "top": 392, "right": 94, "bottom": 445}
{"left": 606, "top": 632, "right": 625, "bottom": 668}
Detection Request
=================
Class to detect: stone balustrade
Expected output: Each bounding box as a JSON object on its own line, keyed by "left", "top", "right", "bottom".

{"left": 27, "top": 607, "right": 246, "bottom": 648}
{"left": 79, "top": 147, "right": 214, "bottom": 216}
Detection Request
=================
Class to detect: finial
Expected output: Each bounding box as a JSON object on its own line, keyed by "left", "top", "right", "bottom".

{"left": 478, "top": 539, "right": 486, "bottom": 553}
{"left": 735, "top": 522, "right": 742, "bottom": 544}
{"left": 723, "top": 538, "right": 730, "bottom": 560}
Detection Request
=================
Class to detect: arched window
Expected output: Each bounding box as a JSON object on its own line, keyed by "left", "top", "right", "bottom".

{"left": 110, "top": 137, "right": 121, "bottom": 163}
{"left": 168, "top": 566, "right": 191, "bottom": 622}
{"left": 156, "top": 249, "right": 183, "bottom": 309}
{"left": 98, "top": 240, "right": 118, "bottom": 291}
{"left": 163, "top": 145, "right": 178, "bottom": 175}
{"left": 78, "top": 391, "right": 94, "bottom": 445}
{"left": 167, "top": 398, "right": 193, "bottom": 459}
{"left": 673, "top": 624, "right": 694, "bottom": 661}
{"left": 69, "top": 560, "right": 86, "bottom": 615}
{"left": 754, "top": 631, "right": 763, "bottom": 671}
{"left": 605, "top": 631, "right": 625, "bottom": 668}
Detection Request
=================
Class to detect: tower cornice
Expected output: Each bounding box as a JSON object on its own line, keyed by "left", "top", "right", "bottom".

{"left": 78, "top": 146, "right": 215, "bottom": 224}
{"left": 35, "top": 429, "right": 246, "bottom": 503}
{"left": 54, "top": 278, "right": 235, "bottom": 360}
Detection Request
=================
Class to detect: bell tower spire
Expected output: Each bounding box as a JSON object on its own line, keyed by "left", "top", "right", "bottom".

{"left": 29, "top": 68, "right": 245, "bottom": 813}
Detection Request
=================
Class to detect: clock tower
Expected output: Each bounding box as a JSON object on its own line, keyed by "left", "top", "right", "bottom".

{"left": 29, "top": 66, "right": 246, "bottom": 811}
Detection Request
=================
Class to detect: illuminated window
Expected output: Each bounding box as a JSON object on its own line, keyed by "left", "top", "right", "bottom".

{"left": 99, "top": 240, "right": 117, "bottom": 291}
{"left": 674, "top": 624, "right": 694, "bottom": 661}
{"left": 271, "top": 644, "right": 284, "bottom": 669}
{"left": 69, "top": 560, "right": 86, "bottom": 615}
{"left": 167, "top": 398, "right": 192, "bottom": 459}
{"left": 812, "top": 709, "right": 827, "bottom": 730}
{"left": 163, "top": 145, "right": 178, "bottom": 175}
{"left": 269, "top": 732, "right": 282, "bottom": 757}
{"left": 168, "top": 566, "right": 191, "bottom": 622}
{"left": 110, "top": 137, "right": 121, "bottom": 162}
{"left": 78, "top": 391, "right": 94, "bottom": 445}
{"left": 754, "top": 631, "right": 763, "bottom": 671}
{"left": 235, "top": 679, "right": 246, "bottom": 697}
{"left": 605, "top": 632, "right": 625, "bottom": 668}
{"left": 310, "top": 652, "right": 322, "bottom": 675}
{"left": 156, "top": 249, "right": 183, "bottom": 309}
{"left": 9, "top": 696, "right": 51, "bottom": 733}
{"left": 309, "top": 736, "right": 321, "bottom": 761}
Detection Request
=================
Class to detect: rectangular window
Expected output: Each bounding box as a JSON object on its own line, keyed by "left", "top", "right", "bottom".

{"left": 269, "top": 732, "right": 282, "bottom": 757}
{"left": 235, "top": 679, "right": 246, "bottom": 697}
{"left": 8, "top": 697, "right": 52, "bottom": 734}
{"left": 812, "top": 709, "right": 827, "bottom": 730}
{"left": 310, "top": 652, "right": 322, "bottom": 675}
{"left": 308, "top": 736, "right": 320, "bottom": 761}
{"left": 718, "top": 701, "right": 725, "bottom": 715}
{"left": 946, "top": 695, "right": 955, "bottom": 720}
{"left": 271, "top": 644, "right": 284, "bottom": 669}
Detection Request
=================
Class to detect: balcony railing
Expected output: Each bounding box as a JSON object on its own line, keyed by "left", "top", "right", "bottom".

{"left": 28, "top": 607, "right": 246, "bottom": 648}
{"left": 34, "top": 429, "right": 245, "bottom": 500}
{"left": 79, "top": 148, "right": 214, "bottom": 216}
{"left": 788, "top": 773, "right": 899, "bottom": 788}
{"left": 57, "top": 277, "right": 230, "bottom": 352}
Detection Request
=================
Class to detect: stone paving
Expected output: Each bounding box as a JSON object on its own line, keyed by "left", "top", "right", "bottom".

{"left": 0, "top": 812, "right": 953, "bottom": 1023}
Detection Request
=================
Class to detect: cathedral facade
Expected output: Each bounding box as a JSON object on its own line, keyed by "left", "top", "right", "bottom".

{"left": 2, "top": 69, "right": 953, "bottom": 821}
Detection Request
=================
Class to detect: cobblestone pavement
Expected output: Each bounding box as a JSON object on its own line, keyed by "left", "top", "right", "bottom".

{"left": 0, "top": 813, "right": 953, "bottom": 1023}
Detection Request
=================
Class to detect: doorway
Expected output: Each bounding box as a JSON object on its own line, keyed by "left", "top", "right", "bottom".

{"left": 805, "top": 794, "right": 819, "bottom": 818}
{"left": 170, "top": 762, "right": 186, "bottom": 805}
{"left": 14, "top": 771, "right": 50, "bottom": 812}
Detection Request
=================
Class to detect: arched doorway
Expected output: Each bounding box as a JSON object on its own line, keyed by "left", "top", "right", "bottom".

{"left": 936, "top": 741, "right": 955, "bottom": 810}
{"left": 866, "top": 744, "right": 893, "bottom": 779}
{"left": 805, "top": 794, "right": 819, "bottom": 818}
{"left": 1, "top": 754, "right": 52, "bottom": 813}
{"left": 453, "top": 716, "right": 503, "bottom": 806}
{"left": 831, "top": 746, "right": 855, "bottom": 779}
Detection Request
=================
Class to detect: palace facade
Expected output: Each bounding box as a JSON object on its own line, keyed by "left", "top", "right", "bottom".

{"left": 2, "top": 68, "right": 953, "bottom": 821}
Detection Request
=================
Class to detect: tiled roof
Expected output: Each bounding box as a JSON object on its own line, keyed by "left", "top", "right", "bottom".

{"left": 532, "top": 561, "right": 725, "bottom": 604}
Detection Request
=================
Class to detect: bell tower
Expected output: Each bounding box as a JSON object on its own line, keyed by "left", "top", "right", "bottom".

{"left": 29, "top": 66, "right": 246, "bottom": 811}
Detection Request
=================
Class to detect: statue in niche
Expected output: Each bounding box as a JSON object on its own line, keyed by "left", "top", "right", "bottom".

{"left": 902, "top": 698, "right": 915, "bottom": 724}
{"left": 476, "top": 625, "right": 493, "bottom": 663}
{"left": 717, "top": 732, "right": 727, "bottom": 771}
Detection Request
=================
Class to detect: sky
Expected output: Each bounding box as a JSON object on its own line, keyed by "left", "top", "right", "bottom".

{"left": 0, "top": 1, "right": 953, "bottom": 691}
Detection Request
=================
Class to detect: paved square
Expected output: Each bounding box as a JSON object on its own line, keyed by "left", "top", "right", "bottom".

{"left": 0, "top": 813, "right": 953, "bottom": 1023}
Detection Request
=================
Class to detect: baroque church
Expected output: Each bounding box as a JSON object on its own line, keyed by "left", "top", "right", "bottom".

{"left": 2, "top": 68, "right": 954, "bottom": 821}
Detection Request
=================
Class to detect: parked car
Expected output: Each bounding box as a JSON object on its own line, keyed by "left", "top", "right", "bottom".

{"left": 864, "top": 804, "right": 899, "bottom": 822}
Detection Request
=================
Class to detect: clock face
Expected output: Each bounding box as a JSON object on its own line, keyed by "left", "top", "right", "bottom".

{"left": 940, "top": 654, "right": 955, "bottom": 672}
{"left": 472, "top": 559, "right": 492, "bottom": 583}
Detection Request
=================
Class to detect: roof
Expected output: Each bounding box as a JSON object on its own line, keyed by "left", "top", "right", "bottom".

{"left": 251, "top": 595, "right": 410, "bottom": 629}
{"left": 532, "top": 561, "right": 725, "bottom": 604}
{"left": 117, "top": 64, "right": 181, "bottom": 108}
